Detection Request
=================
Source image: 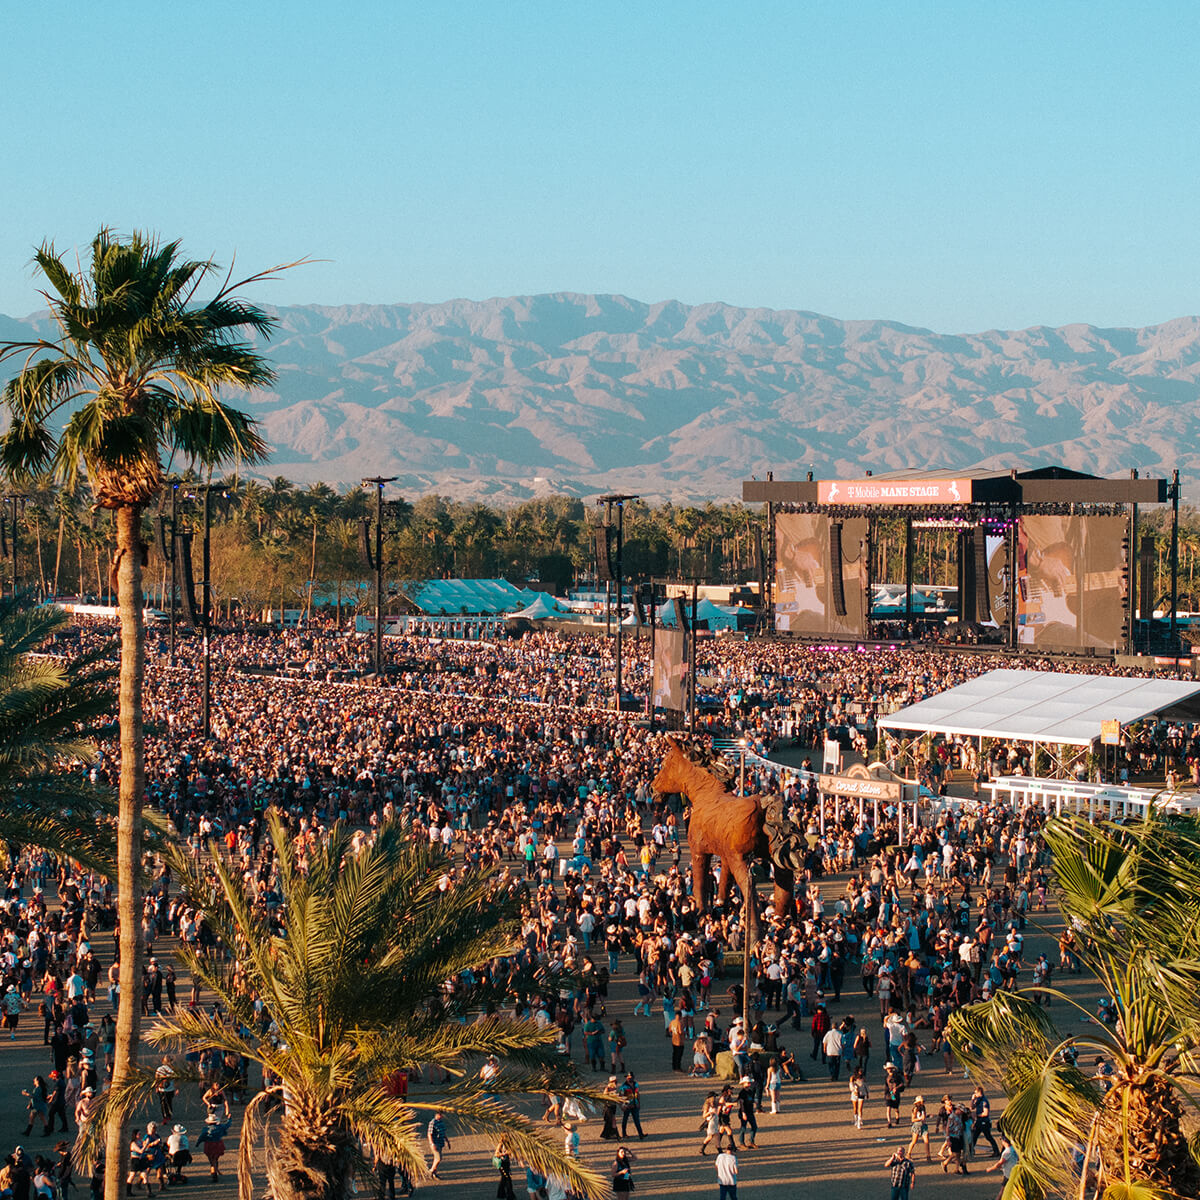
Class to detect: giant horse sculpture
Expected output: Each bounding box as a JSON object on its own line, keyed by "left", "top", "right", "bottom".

{"left": 651, "top": 737, "right": 802, "bottom": 935}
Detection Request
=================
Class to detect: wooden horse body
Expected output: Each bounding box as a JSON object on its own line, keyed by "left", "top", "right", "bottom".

{"left": 650, "top": 740, "right": 794, "bottom": 931}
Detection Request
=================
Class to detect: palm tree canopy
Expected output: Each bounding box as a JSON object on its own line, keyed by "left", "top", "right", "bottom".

{"left": 0, "top": 228, "right": 298, "bottom": 506}
{"left": 132, "top": 815, "right": 606, "bottom": 1200}
{"left": 0, "top": 595, "right": 119, "bottom": 871}
{"left": 949, "top": 814, "right": 1200, "bottom": 1200}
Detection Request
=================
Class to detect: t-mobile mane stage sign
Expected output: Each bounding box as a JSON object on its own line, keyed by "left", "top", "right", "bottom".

{"left": 817, "top": 478, "right": 973, "bottom": 505}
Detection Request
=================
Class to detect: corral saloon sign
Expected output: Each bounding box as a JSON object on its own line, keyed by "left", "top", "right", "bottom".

{"left": 817, "top": 478, "right": 973, "bottom": 505}
{"left": 819, "top": 773, "right": 903, "bottom": 801}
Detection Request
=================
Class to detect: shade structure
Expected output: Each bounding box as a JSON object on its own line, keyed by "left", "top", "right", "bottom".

{"left": 511, "top": 593, "right": 571, "bottom": 620}
{"left": 878, "top": 668, "right": 1200, "bottom": 747}
{"left": 403, "top": 578, "right": 532, "bottom": 615}
{"left": 656, "top": 598, "right": 740, "bottom": 630}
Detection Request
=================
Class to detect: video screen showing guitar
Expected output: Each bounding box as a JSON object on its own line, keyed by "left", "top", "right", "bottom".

{"left": 1016, "top": 515, "right": 1126, "bottom": 649}
{"left": 774, "top": 513, "right": 867, "bottom": 637}
{"left": 652, "top": 629, "right": 688, "bottom": 712}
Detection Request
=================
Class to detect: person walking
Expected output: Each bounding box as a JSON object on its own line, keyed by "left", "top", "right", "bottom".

{"left": 492, "top": 1142, "right": 516, "bottom": 1200}
{"left": 610, "top": 1146, "right": 636, "bottom": 1197}
{"left": 906, "top": 1097, "right": 933, "bottom": 1162}
{"left": 969, "top": 1085, "right": 1000, "bottom": 1157}
{"left": 810, "top": 1000, "right": 831, "bottom": 1061}
{"left": 853, "top": 1022, "right": 872, "bottom": 1073}
{"left": 22, "top": 1075, "right": 50, "bottom": 1136}
{"left": 47, "top": 1071, "right": 70, "bottom": 1135}
{"left": 849, "top": 1066, "right": 869, "bottom": 1129}
{"left": 619, "top": 1073, "right": 645, "bottom": 1139}
{"left": 736, "top": 1076, "right": 758, "bottom": 1149}
{"left": 984, "top": 1135, "right": 1019, "bottom": 1198}
{"left": 883, "top": 1063, "right": 905, "bottom": 1129}
{"left": 427, "top": 1112, "right": 450, "bottom": 1179}
{"left": 583, "top": 1013, "right": 606, "bottom": 1072}
{"left": 608, "top": 1020, "right": 627, "bottom": 1075}
{"left": 699, "top": 1092, "right": 720, "bottom": 1156}
{"left": 884, "top": 1144, "right": 917, "bottom": 1200}
{"left": 669, "top": 1010, "right": 686, "bottom": 1072}
{"left": 715, "top": 1142, "right": 739, "bottom": 1200}
{"left": 600, "top": 1077, "right": 621, "bottom": 1142}
{"left": 823, "top": 1023, "right": 844, "bottom": 1081}
{"left": 942, "top": 1104, "right": 968, "bottom": 1175}
{"left": 765, "top": 1057, "right": 782, "bottom": 1114}
{"left": 154, "top": 1057, "right": 177, "bottom": 1122}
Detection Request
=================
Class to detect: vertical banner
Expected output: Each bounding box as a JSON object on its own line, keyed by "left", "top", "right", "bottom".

{"left": 774, "top": 512, "right": 868, "bottom": 637}
{"left": 652, "top": 629, "right": 688, "bottom": 712}
{"left": 1016, "top": 515, "right": 1126, "bottom": 649}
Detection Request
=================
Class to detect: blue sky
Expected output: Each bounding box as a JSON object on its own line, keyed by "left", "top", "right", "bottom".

{"left": 2, "top": 2, "right": 1198, "bottom": 333}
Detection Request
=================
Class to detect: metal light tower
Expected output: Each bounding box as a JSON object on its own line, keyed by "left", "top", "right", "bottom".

{"left": 362, "top": 476, "right": 398, "bottom": 680}
{"left": 155, "top": 481, "right": 181, "bottom": 665}
{"left": 181, "top": 482, "right": 227, "bottom": 741}
{"left": 597, "top": 493, "right": 638, "bottom": 710}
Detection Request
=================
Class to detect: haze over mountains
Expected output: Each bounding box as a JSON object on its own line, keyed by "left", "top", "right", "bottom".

{"left": 4, "top": 293, "right": 1200, "bottom": 503}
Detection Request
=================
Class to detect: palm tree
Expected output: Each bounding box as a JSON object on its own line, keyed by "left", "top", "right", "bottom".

{"left": 0, "top": 228, "right": 297, "bottom": 1200}
{"left": 120, "top": 815, "right": 606, "bottom": 1200}
{"left": 0, "top": 595, "right": 117, "bottom": 869}
{"left": 948, "top": 814, "right": 1200, "bottom": 1199}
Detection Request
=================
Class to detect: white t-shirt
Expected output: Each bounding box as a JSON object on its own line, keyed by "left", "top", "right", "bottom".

{"left": 715, "top": 1152, "right": 738, "bottom": 1185}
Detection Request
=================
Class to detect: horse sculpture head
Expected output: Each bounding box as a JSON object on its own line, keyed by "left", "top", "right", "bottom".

{"left": 651, "top": 736, "right": 736, "bottom": 800}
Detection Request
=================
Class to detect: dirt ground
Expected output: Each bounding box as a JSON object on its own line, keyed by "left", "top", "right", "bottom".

{"left": 0, "top": 854, "right": 1100, "bottom": 1200}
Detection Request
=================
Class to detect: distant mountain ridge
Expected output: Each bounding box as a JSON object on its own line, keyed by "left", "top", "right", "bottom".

{"left": 3, "top": 294, "right": 1200, "bottom": 502}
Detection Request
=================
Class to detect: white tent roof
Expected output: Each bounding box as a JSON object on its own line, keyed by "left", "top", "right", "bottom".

{"left": 512, "top": 593, "right": 570, "bottom": 620}
{"left": 878, "top": 669, "right": 1200, "bottom": 746}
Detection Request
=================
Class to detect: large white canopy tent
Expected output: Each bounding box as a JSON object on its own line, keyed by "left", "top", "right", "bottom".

{"left": 878, "top": 668, "right": 1200, "bottom": 778}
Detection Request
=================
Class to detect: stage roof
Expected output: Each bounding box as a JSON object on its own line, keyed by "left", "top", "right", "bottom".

{"left": 743, "top": 465, "right": 1167, "bottom": 506}
{"left": 877, "top": 669, "right": 1200, "bottom": 746}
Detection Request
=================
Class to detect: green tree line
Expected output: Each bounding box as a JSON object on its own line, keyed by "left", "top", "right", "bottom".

{"left": 1, "top": 481, "right": 770, "bottom": 617}
{"left": 9, "top": 483, "right": 1200, "bottom": 618}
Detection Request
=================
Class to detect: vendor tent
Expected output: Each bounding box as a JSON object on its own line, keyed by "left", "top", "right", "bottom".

{"left": 878, "top": 669, "right": 1200, "bottom": 747}
{"left": 655, "top": 598, "right": 740, "bottom": 630}
{"left": 512, "top": 593, "right": 572, "bottom": 620}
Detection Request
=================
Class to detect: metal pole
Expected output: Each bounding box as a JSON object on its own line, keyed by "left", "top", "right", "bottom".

{"left": 1007, "top": 506, "right": 1018, "bottom": 650}
{"left": 741, "top": 861, "right": 754, "bottom": 1030}
{"left": 201, "top": 487, "right": 212, "bottom": 741}
{"left": 689, "top": 583, "right": 698, "bottom": 729}
{"left": 740, "top": 742, "right": 746, "bottom": 795}
{"left": 904, "top": 516, "right": 914, "bottom": 637}
{"left": 1130, "top": 481, "right": 1139, "bottom": 654}
{"left": 615, "top": 500, "right": 624, "bottom": 710}
{"left": 1171, "top": 465, "right": 1180, "bottom": 648}
{"left": 375, "top": 484, "right": 384, "bottom": 677}
{"left": 648, "top": 585, "right": 657, "bottom": 727}
{"left": 362, "top": 477, "right": 398, "bottom": 680}
{"left": 168, "top": 483, "right": 177, "bottom": 666}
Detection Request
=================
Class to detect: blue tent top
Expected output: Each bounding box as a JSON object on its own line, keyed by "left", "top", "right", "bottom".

{"left": 404, "top": 578, "right": 533, "bottom": 615}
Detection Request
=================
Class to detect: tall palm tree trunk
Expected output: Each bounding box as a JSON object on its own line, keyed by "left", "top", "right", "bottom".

{"left": 33, "top": 514, "right": 47, "bottom": 595}
{"left": 105, "top": 503, "right": 147, "bottom": 1200}
{"left": 53, "top": 511, "right": 65, "bottom": 597}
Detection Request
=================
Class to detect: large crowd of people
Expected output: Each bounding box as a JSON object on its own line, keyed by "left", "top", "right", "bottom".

{"left": 3, "top": 619, "right": 1185, "bottom": 1198}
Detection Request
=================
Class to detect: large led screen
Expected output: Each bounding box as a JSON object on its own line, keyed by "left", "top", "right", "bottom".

{"left": 775, "top": 512, "right": 868, "bottom": 638}
{"left": 1016, "top": 515, "right": 1126, "bottom": 649}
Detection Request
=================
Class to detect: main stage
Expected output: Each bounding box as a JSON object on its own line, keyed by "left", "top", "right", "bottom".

{"left": 744, "top": 465, "right": 1177, "bottom": 656}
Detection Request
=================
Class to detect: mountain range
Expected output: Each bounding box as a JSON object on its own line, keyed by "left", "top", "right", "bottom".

{"left": 3, "top": 294, "right": 1200, "bottom": 503}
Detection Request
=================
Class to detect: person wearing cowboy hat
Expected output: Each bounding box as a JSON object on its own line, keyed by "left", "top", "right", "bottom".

{"left": 166, "top": 1124, "right": 191, "bottom": 1183}
{"left": 3, "top": 982, "right": 23, "bottom": 1038}
{"left": 736, "top": 1076, "right": 758, "bottom": 1149}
